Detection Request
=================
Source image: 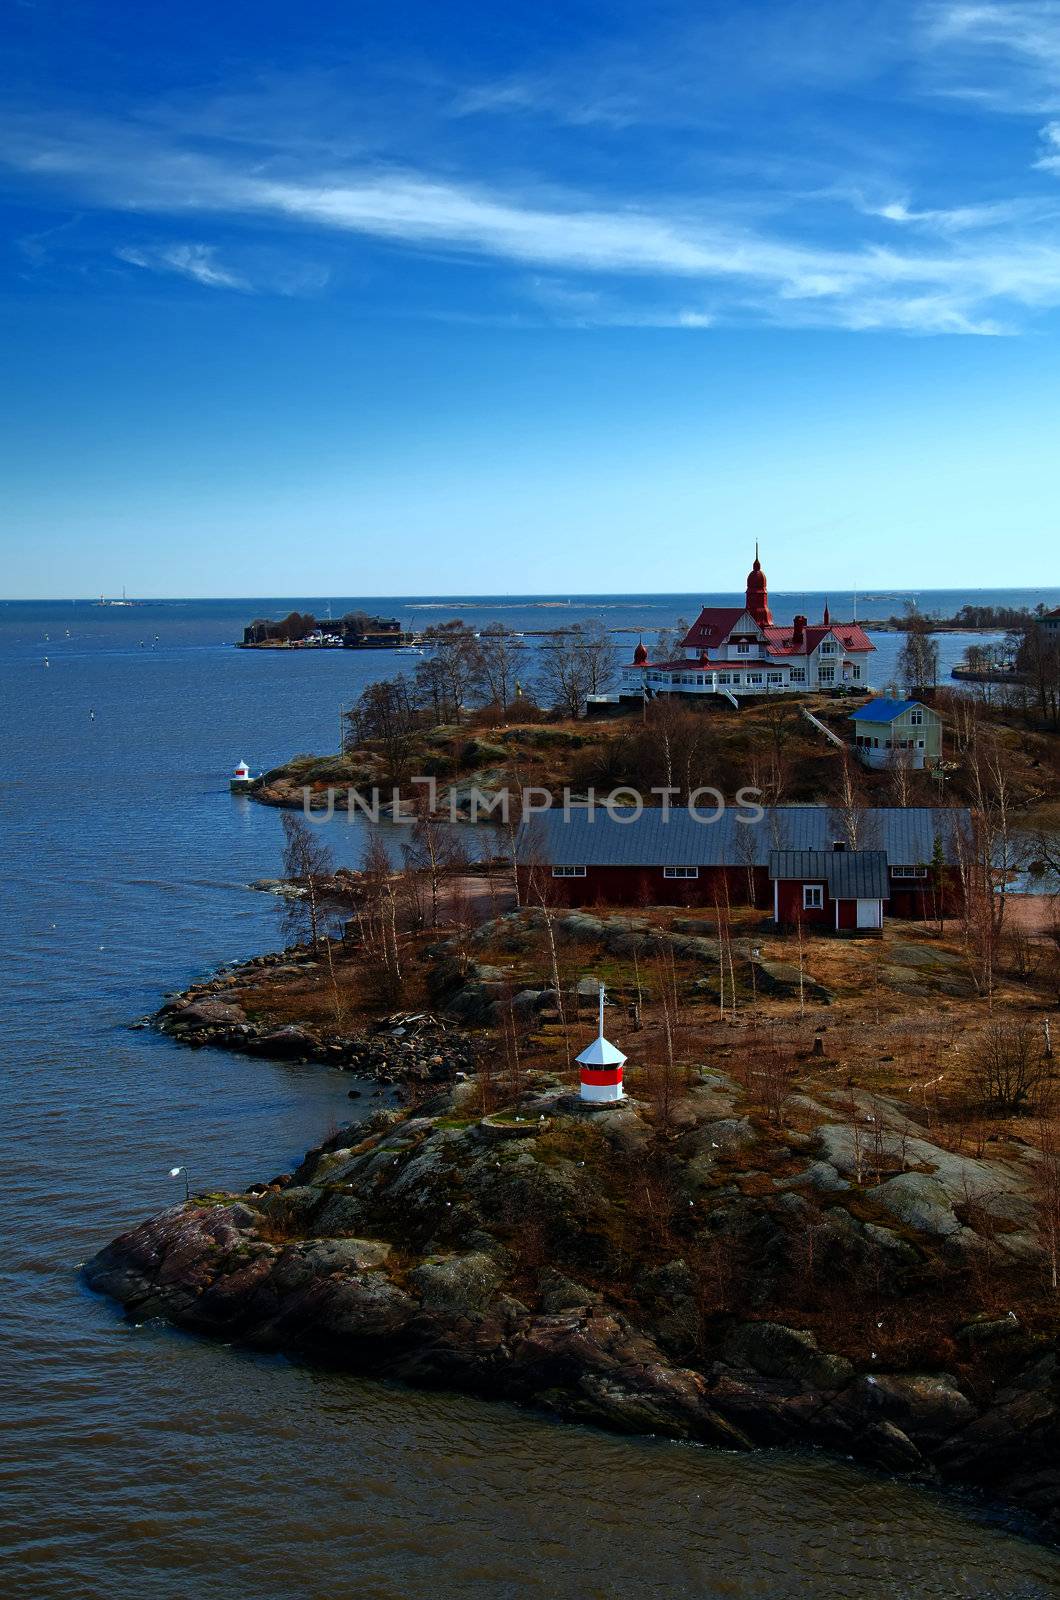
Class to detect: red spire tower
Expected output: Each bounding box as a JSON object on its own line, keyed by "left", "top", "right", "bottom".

{"left": 745, "top": 543, "right": 773, "bottom": 627}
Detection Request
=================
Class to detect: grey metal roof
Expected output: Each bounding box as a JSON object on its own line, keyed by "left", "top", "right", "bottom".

{"left": 769, "top": 849, "right": 889, "bottom": 899}
{"left": 517, "top": 805, "right": 970, "bottom": 870}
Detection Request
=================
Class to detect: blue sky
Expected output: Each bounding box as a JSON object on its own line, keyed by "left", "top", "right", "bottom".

{"left": 4, "top": 0, "right": 1060, "bottom": 597}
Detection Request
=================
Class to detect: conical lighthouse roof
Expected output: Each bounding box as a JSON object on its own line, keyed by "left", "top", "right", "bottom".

{"left": 576, "top": 1035, "right": 627, "bottom": 1068}
{"left": 576, "top": 982, "right": 626, "bottom": 1067}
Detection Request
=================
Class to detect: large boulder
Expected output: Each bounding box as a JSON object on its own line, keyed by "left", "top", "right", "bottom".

{"left": 721, "top": 1321, "right": 854, "bottom": 1392}
{"left": 753, "top": 959, "right": 832, "bottom": 1004}
{"left": 167, "top": 996, "right": 248, "bottom": 1028}
{"left": 867, "top": 1172, "right": 960, "bottom": 1237}
{"left": 408, "top": 1251, "right": 502, "bottom": 1317}
{"left": 246, "top": 1025, "right": 318, "bottom": 1059}
{"left": 857, "top": 1372, "right": 976, "bottom": 1440}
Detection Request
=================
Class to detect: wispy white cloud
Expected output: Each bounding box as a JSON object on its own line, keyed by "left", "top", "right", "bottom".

{"left": 116, "top": 242, "right": 248, "bottom": 290}
{"left": 1035, "top": 119, "right": 1060, "bottom": 171}
{"left": 7, "top": 107, "right": 1060, "bottom": 335}
{"left": 861, "top": 195, "right": 1042, "bottom": 231}
{"left": 921, "top": 2, "right": 1060, "bottom": 110}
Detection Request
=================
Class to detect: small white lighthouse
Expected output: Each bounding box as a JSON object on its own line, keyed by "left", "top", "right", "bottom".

{"left": 230, "top": 759, "right": 252, "bottom": 792}
{"left": 576, "top": 983, "right": 626, "bottom": 1104}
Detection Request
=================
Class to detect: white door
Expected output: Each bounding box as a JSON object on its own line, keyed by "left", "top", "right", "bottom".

{"left": 856, "top": 899, "right": 882, "bottom": 929}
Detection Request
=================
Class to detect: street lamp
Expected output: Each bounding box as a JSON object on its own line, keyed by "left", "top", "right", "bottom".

{"left": 169, "top": 1165, "right": 190, "bottom": 1201}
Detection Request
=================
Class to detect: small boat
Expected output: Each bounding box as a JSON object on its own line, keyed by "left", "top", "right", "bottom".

{"left": 394, "top": 644, "right": 424, "bottom": 656}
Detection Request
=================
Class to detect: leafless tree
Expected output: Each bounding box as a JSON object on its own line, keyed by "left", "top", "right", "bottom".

{"left": 536, "top": 621, "right": 619, "bottom": 716}
{"left": 346, "top": 676, "right": 420, "bottom": 781}
{"left": 402, "top": 804, "right": 466, "bottom": 929}
{"left": 356, "top": 828, "right": 404, "bottom": 1006}
{"left": 469, "top": 623, "right": 528, "bottom": 719}
{"left": 898, "top": 606, "right": 940, "bottom": 695}
{"left": 885, "top": 742, "right": 916, "bottom": 808}
{"left": 970, "top": 1018, "right": 1045, "bottom": 1113}
{"left": 653, "top": 616, "right": 691, "bottom": 662}
{"left": 420, "top": 620, "right": 478, "bottom": 720}
{"left": 1034, "top": 1102, "right": 1060, "bottom": 1292}
{"left": 280, "top": 813, "right": 346, "bottom": 1020}
{"left": 280, "top": 813, "right": 338, "bottom": 948}
{"left": 828, "top": 749, "right": 868, "bottom": 850}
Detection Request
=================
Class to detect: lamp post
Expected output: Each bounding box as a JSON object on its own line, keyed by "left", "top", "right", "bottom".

{"left": 169, "top": 1165, "right": 190, "bottom": 1201}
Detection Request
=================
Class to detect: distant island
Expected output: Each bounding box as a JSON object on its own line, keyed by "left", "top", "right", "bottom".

{"left": 240, "top": 610, "right": 415, "bottom": 649}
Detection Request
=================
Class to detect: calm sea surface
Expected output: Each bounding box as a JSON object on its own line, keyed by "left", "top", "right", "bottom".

{"left": 2, "top": 593, "right": 1060, "bottom": 1600}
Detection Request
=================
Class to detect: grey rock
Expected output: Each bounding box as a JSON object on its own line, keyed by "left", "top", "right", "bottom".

{"left": 867, "top": 1172, "right": 961, "bottom": 1237}
{"left": 409, "top": 1251, "right": 502, "bottom": 1317}
{"left": 754, "top": 959, "right": 832, "bottom": 1003}
{"left": 301, "top": 1237, "right": 392, "bottom": 1272}
{"left": 721, "top": 1321, "right": 854, "bottom": 1392}
{"left": 864, "top": 1223, "right": 920, "bottom": 1265}
{"left": 779, "top": 1160, "right": 850, "bottom": 1194}
{"left": 168, "top": 996, "right": 248, "bottom": 1028}
{"left": 858, "top": 1372, "right": 976, "bottom": 1437}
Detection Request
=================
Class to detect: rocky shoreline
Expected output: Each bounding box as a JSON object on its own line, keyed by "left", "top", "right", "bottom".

{"left": 147, "top": 945, "right": 477, "bottom": 1086}
{"left": 87, "top": 1063, "right": 1059, "bottom": 1540}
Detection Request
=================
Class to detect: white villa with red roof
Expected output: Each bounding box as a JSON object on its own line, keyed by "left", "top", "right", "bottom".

{"left": 616, "top": 549, "right": 875, "bottom": 704}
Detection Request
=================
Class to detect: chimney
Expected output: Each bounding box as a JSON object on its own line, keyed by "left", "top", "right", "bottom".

{"left": 792, "top": 614, "right": 806, "bottom": 647}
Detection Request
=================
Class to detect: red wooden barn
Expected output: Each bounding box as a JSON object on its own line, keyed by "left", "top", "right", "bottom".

{"left": 516, "top": 804, "right": 969, "bottom": 925}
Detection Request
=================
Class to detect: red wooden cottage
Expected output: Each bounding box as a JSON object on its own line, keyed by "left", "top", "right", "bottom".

{"left": 769, "top": 848, "right": 888, "bottom": 932}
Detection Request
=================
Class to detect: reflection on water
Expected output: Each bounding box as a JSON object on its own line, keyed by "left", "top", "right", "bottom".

{"left": 1, "top": 599, "right": 1058, "bottom": 1600}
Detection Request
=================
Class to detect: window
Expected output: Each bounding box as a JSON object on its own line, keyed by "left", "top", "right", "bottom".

{"left": 552, "top": 866, "right": 587, "bottom": 878}
{"left": 916, "top": 739, "right": 925, "bottom": 749}
{"left": 747, "top": 671, "right": 763, "bottom": 685}
{"left": 819, "top": 667, "right": 835, "bottom": 684}
{"left": 730, "top": 673, "right": 741, "bottom": 685}
{"left": 890, "top": 865, "right": 927, "bottom": 879}
{"left": 717, "top": 672, "right": 730, "bottom": 684}
{"left": 803, "top": 884, "right": 824, "bottom": 909}
{"left": 789, "top": 667, "right": 806, "bottom": 684}
{"left": 737, "top": 640, "right": 750, "bottom": 654}
{"left": 850, "top": 664, "right": 861, "bottom": 681}
{"left": 663, "top": 866, "right": 699, "bottom": 879}
{"left": 910, "top": 708, "right": 924, "bottom": 725}
{"left": 820, "top": 640, "right": 836, "bottom": 654}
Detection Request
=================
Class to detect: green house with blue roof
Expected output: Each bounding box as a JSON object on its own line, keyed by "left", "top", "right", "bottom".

{"left": 850, "top": 697, "right": 942, "bottom": 770}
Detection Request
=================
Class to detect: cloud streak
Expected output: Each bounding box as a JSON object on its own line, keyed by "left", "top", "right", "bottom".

{"left": 6, "top": 104, "right": 1060, "bottom": 335}
{"left": 922, "top": 2, "right": 1060, "bottom": 110}
{"left": 116, "top": 242, "right": 249, "bottom": 290}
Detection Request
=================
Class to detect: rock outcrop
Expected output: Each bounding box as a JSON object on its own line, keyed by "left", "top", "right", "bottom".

{"left": 85, "top": 1080, "right": 1059, "bottom": 1539}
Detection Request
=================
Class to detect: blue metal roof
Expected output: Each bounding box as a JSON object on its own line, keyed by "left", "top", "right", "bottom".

{"left": 518, "top": 805, "right": 970, "bottom": 870}
{"left": 849, "top": 698, "right": 923, "bottom": 722}
{"left": 769, "top": 849, "right": 889, "bottom": 899}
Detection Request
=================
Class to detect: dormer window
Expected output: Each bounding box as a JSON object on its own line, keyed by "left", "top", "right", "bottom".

{"left": 820, "top": 639, "right": 836, "bottom": 654}
{"left": 737, "top": 640, "right": 750, "bottom": 654}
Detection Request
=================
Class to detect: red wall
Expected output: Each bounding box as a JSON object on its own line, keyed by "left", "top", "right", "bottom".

{"left": 775, "top": 879, "right": 832, "bottom": 927}
{"left": 517, "top": 864, "right": 767, "bottom": 909}
{"left": 517, "top": 864, "right": 963, "bottom": 919}
{"left": 836, "top": 897, "right": 858, "bottom": 931}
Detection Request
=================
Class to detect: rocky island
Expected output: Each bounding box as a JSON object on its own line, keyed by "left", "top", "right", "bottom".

{"left": 93, "top": 900, "right": 1060, "bottom": 1539}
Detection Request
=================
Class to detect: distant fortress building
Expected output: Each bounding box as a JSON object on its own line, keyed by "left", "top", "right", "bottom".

{"left": 616, "top": 549, "right": 875, "bottom": 704}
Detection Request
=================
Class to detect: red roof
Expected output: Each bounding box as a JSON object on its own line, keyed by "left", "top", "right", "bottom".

{"left": 762, "top": 622, "right": 874, "bottom": 656}
{"left": 680, "top": 607, "right": 746, "bottom": 651}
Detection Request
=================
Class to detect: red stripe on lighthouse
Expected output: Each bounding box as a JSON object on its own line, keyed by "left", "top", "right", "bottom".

{"left": 579, "top": 1067, "right": 623, "bottom": 1086}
